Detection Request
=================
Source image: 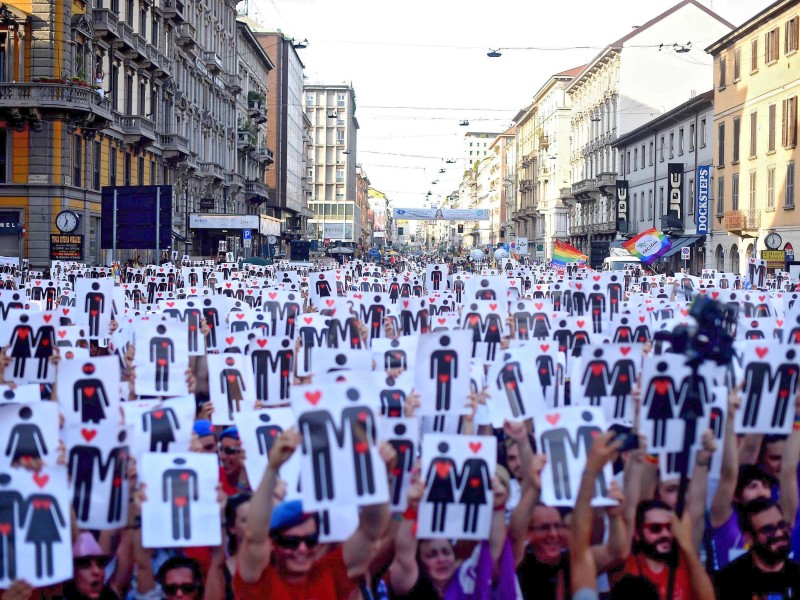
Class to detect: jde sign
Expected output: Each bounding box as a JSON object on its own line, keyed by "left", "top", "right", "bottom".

{"left": 695, "top": 165, "right": 710, "bottom": 235}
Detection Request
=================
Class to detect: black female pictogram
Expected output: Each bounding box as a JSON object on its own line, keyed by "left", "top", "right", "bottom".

{"left": 536, "top": 353, "right": 556, "bottom": 406}
{"left": 8, "top": 314, "right": 34, "bottom": 379}
{"left": 25, "top": 490, "right": 66, "bottom": 578}
{"left": 462, "top": 304, "right": 484, "bottom": 357}
{"left": 33, "top": 322, "right": 56, "bottom": 380}
{"left": 202, "top": 298, "right": 220, "bottom": 348}
{"left": 5, "top": 406, "right": 48, "bottom": 466}
{"left": 643, "top": 362, "right": 678, "bottom": 448}
{"left": 0, "top": 473, "right": 26, "bottom": 580}
{"left": 474, "top": 279, "right": 496, "bottom": 301}
{"left": 73, "top": 363, "right": 111, "bottom": 424}
{"left": 423, "top": 441, "right": 458, "bottom": 533}
{"left": 162, "top": 457, "right": 198, "bottom": 540}
{"left": 149, "top": 324, "right": 175, "bottom": 393}
{"left": 482, "top": 310, "right": 503, "bottom": 361}
{"left": 315, "top": 274, "right": 332, "bottom": 298}
{"left": 458, "top": 456, "right": 491, "bottom": 534}
{"left": 609, "top": 358, "right": 636, "bottom": 420}
{"left": 581, "top": 348, "right": 610, "bottom": 407}
{"left": 142, "top": 406, "right": 180, "bottom": 452}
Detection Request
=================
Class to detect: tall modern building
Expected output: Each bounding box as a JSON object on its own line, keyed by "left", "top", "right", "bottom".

{"left": 0, "top": 0, "right": 276, "bottom": 265}
{"left": 566, "top": 0, "right": 732, "bottom": 266}
{"left": 255, "top": 30, "right": 313, "bottom": 247}
{"left": 304, "top": 82, "right": 360, "bottom": 244}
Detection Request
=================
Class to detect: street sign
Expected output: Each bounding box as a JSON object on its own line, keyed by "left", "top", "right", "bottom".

{"left": 681, "top": 246, "right": 690, "bottom": 260}
{"left": 50, "top": 234, "right": 83, "bottom": 260}
{"left": 243, "top": 239, "right": 252, "bottom": 248}
{"left": 242, "top": 229, "right": 252, "bottom": 241}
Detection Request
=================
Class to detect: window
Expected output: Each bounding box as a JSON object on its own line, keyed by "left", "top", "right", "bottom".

{"left": 138, "top": 156, "right": 144, "bottom": 184}
{"left": 138, "top": 81, "right": 146, "bottom": 116}
{"left": 718, "top": 122, "right": 725, "bottom": 166}
{"left": 734, "top": 47, "right": 741, "bottom": 81}
{"left": 787, "top": 16, "right": 799, "bottom": 54}
{"left": 93, "top": 141, "right": 101, "bottom": 191}
{"left": 626, "top": 151, "right": 630, "bottom": 174}
{"left": 336, "top": 168, "right": 344, "bottom": 183}
{"left": 305, "top": 93, "right": 313, "bottom": 106}
{"left": 688, "top": 178, "right": 695, "bottom": 215}
{"left": 337, "top": 92, "right": 345, "bottom": 107}
{"left": 659, "top": 187, "right": 665, "bottom": 217}
{"left": 648, "top": 190, "right": 653, "bottom": 220}
{"left": 751, "top": 38, "right": 759, "bottom": 72}
{"left": 678, "top": 128, "right": 684, "bottom": 155}
{"left": 767, "top": 166, "right": 776, "bottom": 209}
{"left": 124, "top": 152, "right": 131, "bottom": 186}
{"left": 769, "top": 104, "right": 777, "bottom": 151}
{"left": 633, "top": 148, "right": 638, "bottom": 171}
{"left": 150, "top": 159, "right": 156, "bottom": 185}
{"left": 689, "top": 123, "right": 695, "bottom": 151}
{"left": 766, "top": 28, "right": 780, "bottom": 64}
{"left": 732, "top": 173, "right": 739, "bottom": 210}
{"left": 73, "top": 135, "right": 82, "bottom": 186}
{"left": 649, "top": 140, "right": 654, "bottom": 165}
{"left": 749, "top": 171, "right": 757, "bottom": 209}
{"left": 782, "top": 96, "right": 798, "bottom": 147}
{"left": 109, "top": 147, "right": 117, "bottom": 187}
{"left": 700, "top": 118, "right": 707, "bottom": 147}
{"left": 786, "top": 162, "right": 796, "bottom": 208}
{"left": 125, "top": 74, "right": 133, "bottom": 114}
{"left": 719, "top": 56, "right": 727, "bottom": 88}
{"left": 659, "top": 136, "right": 665, "bottom": 162}
{"left": 732, "top": 116, "right": 741, "bottom": 163}
{"left": 0, "top": 130, "right": 6, "bottom": 183}
{"left": 641, "top": 145, "right": 645, "bottom": 169}
{"left": 717, "top": 177, "right": 725, "bottom": 215}
{"left": 750, "top": 111, "right": 758, "bottom": 157}
{"left": 669, "top": 132, "right": 675, "bottom": 158}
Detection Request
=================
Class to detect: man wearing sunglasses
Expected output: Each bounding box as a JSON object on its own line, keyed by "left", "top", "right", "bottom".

{"left": 155, "top": 557, "right": 204, "bottom": 600}
{"left": 235, "top": 429, "right": 390, "bottom": 599}
{"left": 218, "top": 426, "right": 249, "bottom": 496}
{"left": 715, "top": 498, "right": 800, "bottom": 599}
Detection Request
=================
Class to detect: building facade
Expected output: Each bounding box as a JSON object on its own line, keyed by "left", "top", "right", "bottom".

{"left": 614, "top": 90, "right": 714, "bottom": 273}
{"left": 0, "top": 0, "right": 285, "bottom": 266}
{"left": 706, "top": 0, "right": 799, "bottom": 274}
{"left": 304, "top": 83, "right": 360, "bottom": 244}
{"left": 566, "top": 0, "right": 732, "bottom": 266}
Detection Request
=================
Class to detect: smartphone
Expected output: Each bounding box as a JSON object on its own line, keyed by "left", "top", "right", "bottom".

{"left": 612, "top": 430, "right": 640, "bottom": 452}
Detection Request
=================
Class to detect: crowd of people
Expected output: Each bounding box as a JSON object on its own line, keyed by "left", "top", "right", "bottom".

{"left": 0, "top": 253, "right": 797, "bottom": 600}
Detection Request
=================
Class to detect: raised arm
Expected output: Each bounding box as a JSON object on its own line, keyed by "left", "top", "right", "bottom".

{"left": 779, "top": 390, "right": 800, "bottom": 528}
{"left": 710, "top": 386, "right": 741, "bottom": 528}
{"left": 687, "top": 430, "right": 716, "bottom": 553}
{"left": 672, "top": 511, "right": 716, "bottom": 600}
{"left": 387, "top": 478, "right": 423, "bottom": 596}
{"left": 590, "top": 481, "right": 629, "bottom": 573}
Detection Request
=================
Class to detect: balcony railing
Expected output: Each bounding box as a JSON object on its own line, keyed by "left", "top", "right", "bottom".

{"left": 159, "top": 133, "right": 190, "bottom": 158}
{"left": 199, "top": 161, "right": 226, "bottom": 181}
{"left": 571, "top": 178, "right": 598, "bottom": 198}
{"left": 93, "top": 9, "right": 119, "bottom": 39}
{"left": 160, "top": 0, "right": 185, "bottom": 21}
{"left": 225, "top": 73, "right": 242, "bottom": 94}
{"left": 0, "top": 82, "right": 112, "bottom": 123}
{"left": 724, "top": 209, "right": 761, "bottom": 233}
{"left": 117, "top": 21, "right": 134, "bottom": 49}
{"left": 204, "top": 52, "right": 223, "bottom": 72}
{"left": 121, "top": 115, "right": 157, "bottom": 144}
{"left": 245, "top": 179, "right": 270, "bottom": 202}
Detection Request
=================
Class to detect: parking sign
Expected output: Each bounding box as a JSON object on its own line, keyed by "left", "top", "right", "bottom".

{"left": 681, "top": 246, "right": 690, "bottom": 260}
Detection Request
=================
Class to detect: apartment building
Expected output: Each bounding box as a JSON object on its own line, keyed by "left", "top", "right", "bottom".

{"left": 304, "top": 83, "right": 360, "bottom": 244}
{"left": 706, "top": 0, "right": 799, "bottom": 274}
{"left": 613, "top": 90, "right": 714, "bottom": 273}
{"left": 0, "top": 0, "right": 278, "bottom": 265}
{"left": 566, "top": 0, "right": 732, "bottom": 266}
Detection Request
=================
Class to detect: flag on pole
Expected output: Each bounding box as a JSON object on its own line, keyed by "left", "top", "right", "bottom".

{"left": 552, "top": 240, "right": 588, "bottom": 266}
{"left": 622, "top": 228, "right": 672, "bottom": 265}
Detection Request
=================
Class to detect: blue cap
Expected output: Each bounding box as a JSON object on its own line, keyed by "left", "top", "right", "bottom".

{"left": 269, "top": 500, "right": 312, "bottom": 535}
{"left": 219, "top": 426, "right": 240, "bottom": 441}
{"left": 193, "top": 420, "right": 214, "bottom": 438}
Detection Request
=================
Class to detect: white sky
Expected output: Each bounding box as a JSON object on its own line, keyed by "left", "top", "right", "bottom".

{"left": 248, "top": 0, "right": 774, "bottom": 209}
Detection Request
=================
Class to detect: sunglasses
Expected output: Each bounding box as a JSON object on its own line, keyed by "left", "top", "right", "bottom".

{"left": 272, "top": 533, "right": 319, "bottom": 550}
{"left": 756, "top": 521, "right": 789, "bottom": 537}
{"left": 219, "top": 446, "right": 241, "bottom": 455}
{"left": 643, "top": 523, "right": 671, "bottom": 535}
{"left": 75, "top": 556, "right": 110, "bottom": 569}
{"left": 162, "top": 584, "right": 198, "bottom": 596}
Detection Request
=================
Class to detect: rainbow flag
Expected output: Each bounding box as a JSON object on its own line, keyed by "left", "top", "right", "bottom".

{"left": 552, "top": 240, "right": 588, "bottom": 266}
{"left": 622, "top": 228, "right": 672, "bottom": 265}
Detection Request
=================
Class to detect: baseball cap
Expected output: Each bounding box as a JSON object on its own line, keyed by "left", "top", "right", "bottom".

{"left": 269, "top": 500, "right": 314, "bottom": 536}
{"left": 193, "top": 420, "right": 214, "bottom": 438}
{"left": 219, "top": 426, "right": 240, "bottom": 442}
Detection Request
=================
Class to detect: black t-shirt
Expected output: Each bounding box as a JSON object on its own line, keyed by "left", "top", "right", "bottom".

{"left": 387, "top": 572, "right": 440, "bottom": 600}
{"left": 715, "top": 553, "right": 800, "bottom": 599}
{"left": 517, "top": 548, "right": 570, "bottom": 600}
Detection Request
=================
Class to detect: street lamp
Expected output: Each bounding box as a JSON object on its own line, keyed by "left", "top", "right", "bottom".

{"left": 487, "top": 49, "right": 502, "bottom": 58}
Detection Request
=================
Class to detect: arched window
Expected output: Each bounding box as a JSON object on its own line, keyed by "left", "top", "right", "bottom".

{"left": 730, "top": 244, "right": 740, "bottom": 274}
{"left": 716, "top": 245, "right": 725, "bottom": 272}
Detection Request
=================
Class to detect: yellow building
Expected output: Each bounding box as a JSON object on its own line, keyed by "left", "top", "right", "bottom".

{"left": 707, "top": 0, "right": 799, "bottom": 273}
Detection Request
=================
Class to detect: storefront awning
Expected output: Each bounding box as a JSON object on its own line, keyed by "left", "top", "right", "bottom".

{"left": 659, "top": 235, "right": 704, "bottom": 259}
{"left": 171, "top": 230, "right": 187, "bottom": 243}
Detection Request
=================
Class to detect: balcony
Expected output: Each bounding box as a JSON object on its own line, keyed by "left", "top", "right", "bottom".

{"left": 204, "top": 52, "right": 223, "bottom": 73}
{"left": 539, "top": 135, "right": 549, "bottom": 150}
{"left": 248, "top": 100, "right": 265, "bottom": 119}
{"left": 175, "top": 22, "right": 196, "bottom": 49}
{"left": 159, "top": 133, "right": 190, "bottom": 159}
{"left": 594, "top": 171, "right": 617, "bottom": 194}
{"left": 245, "top": 179, "right": 270, "bottom": 204}
{"left": 225, "top": 73, "right": 242, "bottom": 95}
{"left": 121, "top": 115, "right": 157, "bottom": 145}
{"left": 93, "top": 9, "right": 119, "bottom": 39}
{"left": 176, "top": 153, "right": 199, "bottom": 172}
{"left": 520, "top": 179, "right": 533, "bottom": 190}
{"left": 132, "top": 33, "right": 149, "bottom": 65}
{"left": 237, "top": 130, "right": 256, "bottom": 152}
{"left": 224, "top": 172, "right": 245, "bottom": 189}
{"left": 253, "top": 147, "right": 274, "bottom": 165}
{"left": 199, "top": 161, "right": 226, "bottom": 182}
{"left": 115, "top": 21, "right": 134, "bottom": 51}
{"left": 571, "top": 177, "right": 598, "bottom": 200}
{"left": 160, "top": 0, "right": 184, "bottom": 22}
{"left": 0, "top": 82, "right": 113, "bottom": 127}
{"left": 724, "top": 209, "right": 761, "bottom": 235}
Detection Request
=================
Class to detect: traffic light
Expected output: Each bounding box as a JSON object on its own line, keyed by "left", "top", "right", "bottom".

{"left": 457, "top": 224, "right": 464, "bottom": 233}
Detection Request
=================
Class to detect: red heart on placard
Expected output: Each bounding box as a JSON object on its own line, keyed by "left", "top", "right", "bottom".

{"left": 620, "top": 347, "right": 631, "bottom": 356}
{"left": 545, "top": 413, "right": 560, "bottom": 426}
{"left": 174, "top": 497, "right": 187, "bottom": 507}
{"left": 268, "top": 292, "right": 278, "bottom": 300}
{"left": 489, "top": 303, "right": 498, "bottom": 311}
{"left": 227, "top": 375, "right": 237, "bottom": 383}
{"left": 575, "top": 283, "right": 582, "bottom": 290}
{"left": 62, "top": 308, "right": 70, "bottom": 316}
{"left": 43, "top": 314, "right": 52, "bottom": 323}
{"left": 468, "top": 441, "right": 482, "bottom": 454}
{"left": 84, "top": 387, "right": 96, "bottom": 398}
{"left": 759, "top": 295, "right": 766, "bottom": 302}
{"left": 304, "top": 317, "right": 313, "bottom": 324}
{"left": 778, "top": 319, "right": 784, "bottom": 327}
{"left": 157, "top": 359, "right": 166, "bottom": 366}
{"left": 256, "top": 339, "right": 267, "bottom": 348}
{"left": 354, "top": 441, "right": 368, "bottom": 454}
{"left": 235, "top": 313, "right": 245, "bottom": 320}
{"left": 470, "top": 477, "right": 480, "bottom": 488}
{"left": 33, "top": 473, "right": 49, "bottom": 489}
{"left": 57, "top": 330, "right": 67, "bottom": 339}
{"left": 576, "top": 320, "right": 585, "bottom": 328}
{"left": 81, "top": 428, "right": 96, "bottom": 442}
{"left": 226, "top": 283, "right": 233, "bottom": 289}
{"left": 438, "top": 318, "right": 446, "bottom": 325}
{"left": 225, "top": 336, "right": 235, "bottom": 345}
{"left": 0, "top": 523, "right": 10, "bottom": 535}
{"left": 403, "top": 301, "right": 409, "bottom": 308}
{"left": 325, "top": 299, "right": 335, "bottom": 307}
{"left": 180, "top": 472, "right": 189, "bottom": 480}
{"left": 711, "top": 292, "right": 719, "bottom": 299}
{"left": 153, "top": 410, "right": 164, "bottom": 419}
{"left": 639, "top": 316, "right": 646, "bottom": 323}
{"left": 166, "top": 302, "right": 175, "bottom": 308}
{"left": 654, "top": 381, "right": 669, "bottom": 395}
{"left": 435, "top": 462, "right": 450, "bottom": 477}
{"left": 535, "top": 303, "right": 543, "bottom": 310}
{"left": 591, "top": 364, "right": 603, "bottom": 376}
{"left": 305, "top": 390, "right": 322, "bottom": 405}
{"left": 540, "top": 344, "right": 550, "bottom": 352}
{"left": 755, "top": 347, "right": 768, "bottom": 359}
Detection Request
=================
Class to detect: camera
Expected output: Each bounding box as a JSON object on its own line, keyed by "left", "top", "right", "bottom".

{"left": 653, "top": 295, "right": 736, "bottom": 366}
